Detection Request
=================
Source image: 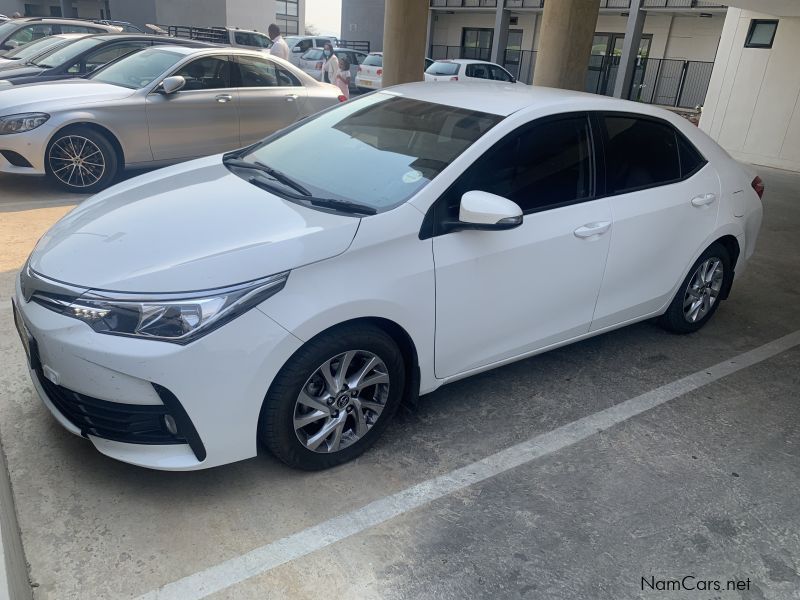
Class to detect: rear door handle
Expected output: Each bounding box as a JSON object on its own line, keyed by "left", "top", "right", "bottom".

{"left": 215, "top": 94, "right": 233, "bottom": 103}
{"left": 691, "top": 193, "right": 716, "bottom": 207}
{"left": 574, "top": 221, "right": 611, "bottom": 239}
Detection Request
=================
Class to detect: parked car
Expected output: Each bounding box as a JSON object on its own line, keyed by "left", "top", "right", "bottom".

{"left": 355, "top": 52, "right": 434, "bottom": 91}
{"left": 0, "top": 46, "right": 344, "bottom": 192}
{"left": 165, "top": 25, "right": 272, "bottom": 52}
{"left": 298, "top": 47, "right": 367, "bottom": 88}
{"left": 0, "top": 33, "right": 211, "bottom": 86}
{"left": 425, "top": 59, "right": 517, "bottom": 84}
{"left": 284, "top": 35, "right": 337, "bottom": 65}
{"left": 0, "top": 32, "right": 88, "bottom": 66}
{"left": 12, "top": 83, "right": 763, "bottom": 472}
{"left": 98, "top": 20, "right": 144, "bottom": 33}
{"left": 0, "top": 17, "right": 119, "bottom": 50}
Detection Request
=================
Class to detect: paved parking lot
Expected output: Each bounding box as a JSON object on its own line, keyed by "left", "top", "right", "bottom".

{"left": 1, "top": 167, "right": 799, "bottom": 600}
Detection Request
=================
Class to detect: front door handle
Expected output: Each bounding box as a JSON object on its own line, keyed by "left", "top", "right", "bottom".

{"left": 285, "top": 93, "right": 299, "bottom": 102}
{"left": 574, "top": 221, "right": 611, "bottom": 239}
{"left": 691, "top": 193, "right": 716, "bottom": 207}
{"left": 215, "top": 94, "right": 233, "bottom": 103}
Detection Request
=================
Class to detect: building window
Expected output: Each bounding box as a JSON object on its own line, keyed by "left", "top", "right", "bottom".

{"left": 277, "top": 17, "right": 299, "bottom": 36}
{"left": 276, "top": 0, "right": 299, "bottom": 17}
{"left": 745, "top": 20, "right": 778, "bottom": 49}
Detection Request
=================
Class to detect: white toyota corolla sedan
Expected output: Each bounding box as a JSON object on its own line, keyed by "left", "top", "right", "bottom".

{"left": 13, "top": 83, "right": 763, "bottom": 471}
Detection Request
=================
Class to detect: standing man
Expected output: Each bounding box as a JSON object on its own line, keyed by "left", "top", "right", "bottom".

{"left": 269, "top": 24, "right": 289, "bottom": 61}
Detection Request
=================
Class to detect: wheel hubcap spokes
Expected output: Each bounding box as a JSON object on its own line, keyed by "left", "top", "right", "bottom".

{"left": 49, "top": 135, "right": 105, "bottom": 188}
{"left": 683, "top": 257, "right": 723, "bottom": 323}
{"left": 294, "top": 350, "right": 390, "bottom": 453}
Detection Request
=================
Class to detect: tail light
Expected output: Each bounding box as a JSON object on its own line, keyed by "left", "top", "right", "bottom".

{"left": 357, "top": 65, "right": 362, "bottom": 72}
{"left": 337, "top": 95, "right": 347, "bottom": 103}
{"left": 751, "top": 176, "right": 764, "bottom": 199}
{"left": 450, "top": 76, "right": 458, "bottom": 81}
{"left": 376, "top": 68, "right": 383, "bottom": 76}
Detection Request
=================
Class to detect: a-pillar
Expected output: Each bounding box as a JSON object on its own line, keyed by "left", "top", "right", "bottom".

{"left": 382, "top": 0, "right": 429, "bottom": 87}
{"left": 532, "top": 0, "right": 601, "bottom": 91}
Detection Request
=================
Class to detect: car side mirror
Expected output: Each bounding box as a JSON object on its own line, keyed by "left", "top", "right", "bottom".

{"left": 442, "top": 191, "right": 523, "bottom": 233}
{"left": 158, "top": 75, "right": 186, "bottom": 95}
{"left": 4, "top": 40, "right": 20, "bottom": 49}
{"left": 292, "top": 46, "right": 303, "bottom": 53}
{"left": 510, "top": 76, "right": 517, "bottom": 84}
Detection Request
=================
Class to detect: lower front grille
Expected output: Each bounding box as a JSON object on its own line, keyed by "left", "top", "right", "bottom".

{"left": 37, "top": 373, "right": 186, "bottom": 446}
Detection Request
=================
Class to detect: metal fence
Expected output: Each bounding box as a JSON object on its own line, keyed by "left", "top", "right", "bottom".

{"left": 433, "top": 47, "right": 714, "bottom": 108}
{"left": 432, "top": 0, "right": 725, "bottom": 7}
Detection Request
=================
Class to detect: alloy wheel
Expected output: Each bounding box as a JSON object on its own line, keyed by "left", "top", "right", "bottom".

{"left": 293, "top": 350, "right": 390, "bottom": 453}
{"left": 683, "top": 257, "right": 724, "bottom": 323}
{"left": 48, "top": 135, "right": 106, "bottom": 189}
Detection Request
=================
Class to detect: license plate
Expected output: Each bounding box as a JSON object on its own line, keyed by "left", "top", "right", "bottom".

{"left": 361, "top": 79, "right": 372, "bottom": 87}
{"left": 12, "top": 300, "right": 39, "bottom": 370}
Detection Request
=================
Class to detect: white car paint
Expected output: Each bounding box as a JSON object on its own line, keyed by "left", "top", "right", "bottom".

{"left": 14, "top": 83, "right": 763, "bottom": 471}
{"left": 424, "top": 59, "right": 518, "bottom": 84}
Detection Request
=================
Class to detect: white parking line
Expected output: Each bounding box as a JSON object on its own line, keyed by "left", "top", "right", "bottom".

{"left": 137, "top": 329, "right": 800, "bottom": 600}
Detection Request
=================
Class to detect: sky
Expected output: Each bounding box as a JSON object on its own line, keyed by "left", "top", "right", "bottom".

{"left": 305, "top": 0, "right": 342, "bottom": 36}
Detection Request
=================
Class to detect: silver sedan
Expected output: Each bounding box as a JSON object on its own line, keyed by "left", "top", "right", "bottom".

{"left": 0, "top": 46, "right": 345, "bottom": 192}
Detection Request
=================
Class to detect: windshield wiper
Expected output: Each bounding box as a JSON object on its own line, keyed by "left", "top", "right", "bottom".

{"left": 223, "top": 157, "right": 312, "bottom": 197}
{"left": 246, "top": 175, "right": 377, "bottom": 216}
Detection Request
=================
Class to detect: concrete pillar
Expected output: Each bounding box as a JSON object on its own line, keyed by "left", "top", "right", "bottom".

{"left": 532, "top": 0, "right": 600, "bottom": 91}
{"left": 60, "top": 0, "right": 72, "bottom": 17}
{"left": 490, "top": 7, "right": 510, "bottom": 65}
{"left": 382, "top": 0, "right": 429, "bottom": 87}
{"left": 426, "top": 10, "right": 434, "bottom": 59}
{"left": 613, "top": 0, "right": 646, "bottom": 99}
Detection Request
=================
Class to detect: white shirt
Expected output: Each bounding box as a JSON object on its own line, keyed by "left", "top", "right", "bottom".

{"left": 270, "top": 35, "right": 289, "bottom": 61}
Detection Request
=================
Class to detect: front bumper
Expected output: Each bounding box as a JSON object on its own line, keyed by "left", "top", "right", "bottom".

{"left": 13, "top": 276, "right": 303, "bottom": 470}
{"left": 0, "top": 126, "right": 49, "bottom": 175}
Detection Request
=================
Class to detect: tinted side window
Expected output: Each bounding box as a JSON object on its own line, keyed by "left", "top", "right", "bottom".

{"left": 174, "top": 57, "right": 231, "bottom": 90}
{"left": 677, "top": 134, "right": 706, "bottom": 178}
{"left": 236, "top": 56, "right": 300, "bottom": 87}
{"left": 77, "top": 42, "right": 149, "bottom": 73}
{"left": 489, "top": 65, "right": 512, "bottom": 81}
{"left": 443, "top": 116, "right": 593, "bottom": 217}
{"left": 465, "top": 63, "right": 490, "bottom": 80}
{"left": 603, "top": 116, "right": 680, "bottom": 194}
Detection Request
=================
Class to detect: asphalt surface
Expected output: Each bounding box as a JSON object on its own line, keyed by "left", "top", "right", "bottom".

{"left": 0, "top": 166, "right": 798, "bottom": 600}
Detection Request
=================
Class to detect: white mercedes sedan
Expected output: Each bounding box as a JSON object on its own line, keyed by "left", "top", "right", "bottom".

{"left": 13, "top": 83, "right": 763, "bottom": 471}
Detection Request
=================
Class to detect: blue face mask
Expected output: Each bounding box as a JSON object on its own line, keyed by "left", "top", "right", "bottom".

{"left": 324, "top": 51, "right": 332, "bottom": 57}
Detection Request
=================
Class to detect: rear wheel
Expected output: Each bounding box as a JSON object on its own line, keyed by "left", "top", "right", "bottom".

{"left": 659, "top": 242, "right": 731, "bottom": 334}
{"left": 46, "top": 126, "right": 119, "bottom": 193}
{"left": 259, "top": 324, "right": 405, "bottom": 470}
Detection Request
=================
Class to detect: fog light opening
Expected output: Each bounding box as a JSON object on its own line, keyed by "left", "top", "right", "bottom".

{"left": 163, "top": 414, "right": 178, "bottom": 435}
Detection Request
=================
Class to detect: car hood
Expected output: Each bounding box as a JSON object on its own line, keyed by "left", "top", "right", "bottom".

{"left": 0, "top": 79, "right": 135, "bottom": 111}
{"left": 29, "top": 155, "right": 361, "bottom": 292}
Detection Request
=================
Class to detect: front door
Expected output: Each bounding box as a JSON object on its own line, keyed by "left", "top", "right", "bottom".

{"left": 146, "top": 55, "right": 240, "bottom": 161}
{"left": 590, "top": 113, "right": 720, "bottom": 331}
{"left": 432, "top": 114, "right": 612, "bottom": 378}
{"left": 233, "top": 54, "right": 304, "bottom": 147}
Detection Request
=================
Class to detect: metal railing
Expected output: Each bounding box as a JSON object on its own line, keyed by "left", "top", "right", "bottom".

{"left": 503, "top": 49, "right": 537, "bottom": 83}
{"left": 432, "top": 0, "right": 726, "bottom": 8}
{"left": 429, "top": 45, "right": 493, "bottom": 61}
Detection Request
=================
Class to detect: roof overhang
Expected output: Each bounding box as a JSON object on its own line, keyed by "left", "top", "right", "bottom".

{"left": 720, "top": 0, "right": 800, "bottom": 16}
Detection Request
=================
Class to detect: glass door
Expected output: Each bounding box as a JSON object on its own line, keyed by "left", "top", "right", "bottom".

{"left": 461, "top": 28, "right": 493, "bottom": 61}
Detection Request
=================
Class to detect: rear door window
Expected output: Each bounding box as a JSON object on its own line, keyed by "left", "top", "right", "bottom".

{"left": 602, "top": 115, "right": 681, "bottom": 194}
{"left": 489, "top": 64, "right": 512, "bottom": 81}
{"left": 235, "top": 55, "right": 300, "bottom": 87}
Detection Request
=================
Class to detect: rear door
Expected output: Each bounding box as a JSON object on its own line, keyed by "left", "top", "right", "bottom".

{"left": 233, "top": 54, "right": 304, "bottom": 146}
{"left": 146, "top": 54, "right": 240, "bottom": 160}
{"left": 589, "top": 112, "right": 720, "bottom": 330}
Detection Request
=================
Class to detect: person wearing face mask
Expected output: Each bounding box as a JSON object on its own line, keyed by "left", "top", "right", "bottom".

{"left": 320, "top": 43, "right": 340, "bottom": 85}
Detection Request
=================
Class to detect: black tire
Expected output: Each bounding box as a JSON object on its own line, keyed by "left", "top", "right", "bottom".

{"left": 259, "top": 324, "right": 405, "bottom": 470}
{"left": 45, "top": 126, "right": 119, "bottom": 194}
{"left": 659, "top": 242, "right": 731, "bottom": 334}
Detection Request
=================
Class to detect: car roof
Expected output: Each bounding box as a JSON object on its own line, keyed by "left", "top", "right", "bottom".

{"left": 84, "top": 33, "right": 216, "bottom": 46}
{"left": 12, "top": 17, "right": 114, "bottom": 26}
{"left": 387, "top": 81, "right": 655, "bottom": 117}
{"left": 436, "top": 59, "right": 496, "bottom": 66}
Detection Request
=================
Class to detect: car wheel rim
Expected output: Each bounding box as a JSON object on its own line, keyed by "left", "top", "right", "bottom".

{"left": 48, "top": 135, "right": 106, "bottom": 188}
{"left": 293, "top": 350, "right": 390, "bottom": 454}
{"left": 683, "top": 257, "right": 724, "bottom": 323}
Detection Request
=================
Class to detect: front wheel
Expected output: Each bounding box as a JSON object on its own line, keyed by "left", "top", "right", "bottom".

{"left": 259, "top": 324, "right": 405, "bottom": 470}
{"left": 45, "top": 126, "right": 119, "bottom": 193}
{"left": 659, "top": 242, "right": 731, "bottom": 334}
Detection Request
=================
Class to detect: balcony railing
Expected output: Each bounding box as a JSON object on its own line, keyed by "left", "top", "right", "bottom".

{"left": 432, "top": 0, "right": 726, "bottom": 8}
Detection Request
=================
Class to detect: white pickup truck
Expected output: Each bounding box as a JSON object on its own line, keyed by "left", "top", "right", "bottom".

{"left": 149, "top": 24, "right": 273, "bottom": 52}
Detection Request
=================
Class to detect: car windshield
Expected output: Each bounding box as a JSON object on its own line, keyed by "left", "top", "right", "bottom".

{"left": 363, "top": 54, "right": 382, "bottom": 67}
{"left": 89, "top": 47, "right": 184, "bottom": 89}
{"left": 235, "top": 93, "right": 502, "bottom": 213}
{"left": 4, "top": 35, "right": 68, "bottom": 60}
{"left": 32, "top": 36, "right": 105, "bottom": 68}
{"left": 427, "top": 62, "right": 459, "bottom": 76}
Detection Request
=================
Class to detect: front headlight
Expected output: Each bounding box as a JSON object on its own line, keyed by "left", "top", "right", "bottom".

{"left": 0, "top": 112, "right": 50, "bottom": 135}
{"left": 31, "top": 272, "right": 289, "bottom": 344}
